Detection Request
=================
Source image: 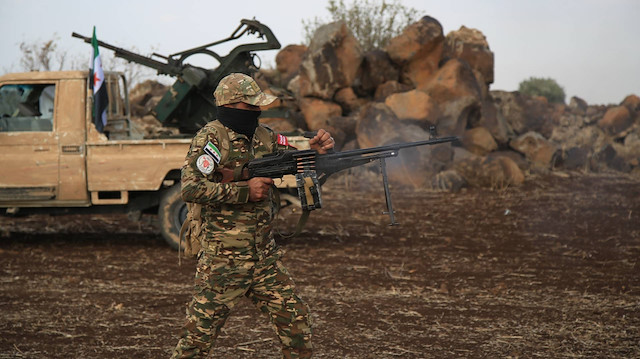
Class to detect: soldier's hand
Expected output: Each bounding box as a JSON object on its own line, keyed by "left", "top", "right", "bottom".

{"left": 248, "top": 177, "right": 274, "bottom": 202}
{"left": 309, "top": 128, "right": 335, "bottom": 154}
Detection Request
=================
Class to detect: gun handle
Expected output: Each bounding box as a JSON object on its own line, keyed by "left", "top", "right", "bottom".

{"left": 217, "top": 167, "right": 250, "bottom": 183}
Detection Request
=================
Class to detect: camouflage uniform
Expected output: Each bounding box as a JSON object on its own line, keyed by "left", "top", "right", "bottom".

{"left": 172, "top": 74, "right": 313, "bottom": 359}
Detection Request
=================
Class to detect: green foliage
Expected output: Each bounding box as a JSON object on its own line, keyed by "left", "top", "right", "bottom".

{"left": 302, "top": 0, "right": 418, "bottom": 52}
{"left": 518, "top": 77, "right": 566, "bottom": 104}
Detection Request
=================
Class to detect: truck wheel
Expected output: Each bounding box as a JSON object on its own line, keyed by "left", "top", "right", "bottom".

{"left": 158, "top": 185, "right": 187, "bottom": 250}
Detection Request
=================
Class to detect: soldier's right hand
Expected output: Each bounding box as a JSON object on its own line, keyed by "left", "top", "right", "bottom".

{"left": 248, "top": 177, "right": 274, "bottom": 202}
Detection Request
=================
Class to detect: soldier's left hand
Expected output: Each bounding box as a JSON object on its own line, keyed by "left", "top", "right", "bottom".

{"left": 309, "top": 128, "right": 335, "bottom": 154}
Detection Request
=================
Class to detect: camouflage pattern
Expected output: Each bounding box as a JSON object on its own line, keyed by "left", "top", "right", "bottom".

{"left": 173, "top": 121, "right": 312, "bottom": 358}
{"left": 214, "top": 73, "right": 277, "bottom": 107}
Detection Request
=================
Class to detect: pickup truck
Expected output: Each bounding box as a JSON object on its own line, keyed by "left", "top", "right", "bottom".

{"left": 0, "top": 70, "right": 303, "bottom": 249}
{"left": 0, "top": 70, "right": 193, "bottom": 249}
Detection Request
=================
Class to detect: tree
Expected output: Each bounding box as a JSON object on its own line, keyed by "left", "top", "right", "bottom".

{"left": 14, "top": 35, "right": 159, "bottom": 88}
{"left": 17, "top": 34, "right": 79, "bottom": 72}
{"left": 518, "top": 77, "right": 566, "bottom": 104}
{"left": 302, "top": 0, "right": 418, "bottom": 51}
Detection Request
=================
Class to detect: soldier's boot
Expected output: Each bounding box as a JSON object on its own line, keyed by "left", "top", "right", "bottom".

{"left": 282, "top": 347, "right": 313, "bottom": 359}
{"left": 170, "top": 301, "right": 231, "bottom": 359}
{"left": 273, "top": 297, "right": 313, "bottom": 359}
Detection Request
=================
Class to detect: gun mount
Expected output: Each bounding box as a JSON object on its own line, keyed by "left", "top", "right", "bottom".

{"left": 72, "top": 19, "right": 281, "bottom": 134}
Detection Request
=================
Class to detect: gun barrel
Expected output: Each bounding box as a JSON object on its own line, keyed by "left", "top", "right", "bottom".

{"left": 71, "top": 32, "right": 181, "bottom": 76}
{"left": 328, "top": 136, "right": 459, "bottom": 159}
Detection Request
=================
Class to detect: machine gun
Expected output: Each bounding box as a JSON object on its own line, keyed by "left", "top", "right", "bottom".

{"left": 221, "top": 131, "right": 459, "bottom": 226}
{"left": 72, "top": 19, "right": 281, "bottom": 133}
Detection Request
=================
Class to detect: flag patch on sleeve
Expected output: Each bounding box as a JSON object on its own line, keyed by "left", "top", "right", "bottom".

{"left": 203, "top": 142, "right": 222, "bottom": 164}
{"left": 277, "top": 134, "right": 289, "bottom": 146}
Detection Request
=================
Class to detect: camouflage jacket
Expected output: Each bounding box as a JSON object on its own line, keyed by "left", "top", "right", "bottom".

{"left": 181, "top": 120, "right": 291, "bottom": 260}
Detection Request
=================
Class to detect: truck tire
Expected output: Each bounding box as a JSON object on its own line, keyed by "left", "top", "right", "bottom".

{"left": 158, "top": 184, "right": 187, "bottom": 250}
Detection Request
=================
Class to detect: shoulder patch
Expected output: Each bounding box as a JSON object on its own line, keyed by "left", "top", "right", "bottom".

{"left": 203, "top": 142, "right": 222, "bottom": 163}
{"left": 196, "top": 154, "right": 215, "bottom": 175}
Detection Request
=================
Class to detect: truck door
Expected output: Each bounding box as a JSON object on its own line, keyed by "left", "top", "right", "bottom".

{"left": 0, "top": 82, "right": 60, "bottom": 202}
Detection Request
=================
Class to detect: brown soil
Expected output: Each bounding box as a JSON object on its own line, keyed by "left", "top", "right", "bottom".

{"left": 1, "top": 172, "right": 639, "bottom": 358}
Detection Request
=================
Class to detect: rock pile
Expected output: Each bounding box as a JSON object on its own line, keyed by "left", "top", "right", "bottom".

{"left": 130, "top": 16, "right": 640, "bottom": 190}
{"left": 128, "top": 80, "right": 178, "bottom": 138}
{"left": 259, "top": 16, "right": 640, "bottom": 190}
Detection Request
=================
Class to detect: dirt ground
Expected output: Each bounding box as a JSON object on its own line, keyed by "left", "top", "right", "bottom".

{"left": 1, "top": 171, "right": 639, "bottom": 358}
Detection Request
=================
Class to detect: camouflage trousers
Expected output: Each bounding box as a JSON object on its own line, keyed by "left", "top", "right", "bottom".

{"left": 171, "top": 250, "right": 313, "bottom": 358}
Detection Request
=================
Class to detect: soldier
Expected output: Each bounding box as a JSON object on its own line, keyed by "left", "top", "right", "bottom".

{"left": 171, "top": 73, "right": 334, "bottom": 358}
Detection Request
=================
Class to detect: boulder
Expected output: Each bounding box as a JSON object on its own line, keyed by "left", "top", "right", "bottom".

{"left": 131, "top": 114, "right": 179, "bottom": 139}
{"left": 491, "top": 90, "right": 554, "bottom": 137}
{"left": 474, "top": 99, "right": 512, "bottom": 145}
{"left": 509, "top": 131, "right": 556, "bottom": 170}
{"left": 462, "top": 126, "right": 498, "bottom": 156}
{"left": 299, "top": 97, "right": 342, "bottom": 131}
{"left": 623, "top": 131, "right": 640, "bottom": 162}
{"left": 356, "top": 50, "right": 399, "bottom": 96}
{"left": 554, "top": 146, "right": 591, "bottom": 171}
{"left": 432, "top": 169, "right": 467, "bottom": 192}
{"left": 320, "top": 120, "right": 353, "bottom": 150}
{"left": 298, "top": 22, "right": 363, "bottom": 100}
{"left": 355, "top": 103, "right": 451, "bottom": 188}
{"left": 442, "top": 26, "right": 494, "bottom": 86}
{"left": 326, "top": 115, "right": 359, "bottom": 141}
{"left": 455, "top": 155, "right": 524, "bottom": 189}
{"left": 430, "top": 143, "right": 455, "bottom": 173}
{"left": 420, "top": 59, "right": 483, "bottom": 136}
{"left": 355, "top": 103, "right": 400, "bottom": 148}
{"left": 275, "top": 44, "right": 307, "bottom": 87}
{"left": 419, "top": 58, "right": 482, "bottom": 101}
{"left": 597, "top": 106, "right": 633, "bottom": 136}
{"left": 487, "top": 150, "right": 529, "bottom": 172}
{"left": 129, "top": 80, "right": 167, "bottom": 117}
{"left": 286, "top": 74, "right": 301, "bottom": 98}
{"left": 391, "top": 124, "right": 454, "bottom": 188}
{"left": 569, "top": 96, "right": 588, "bottom": 113}
{"left": 553, "top": 125, "right": 610, "bottom": 151}
{"left": 621, "top": 94, "right": 640, "bottom": 113}
{"left": 334, "top": 87, "right": 366, "bottom": 115}
{"left": 384, "top": 89, "right": 438, "bottom": 123}
{"left": 452, "top": 146, "right": 476, "bottom": 162}
{"left": 374, "top": 80, "right": 413, "bottom": 102}
{"left": 259, "top": 117, "right": 297, "bottom": 133}
{"left": 129, "top": 80, "right": 167, "bottom": 101}
{"left": 385, "top": 16, "right": 444, "bottom": 88}
{"left": 593, "top": 144, "right": 632, "bottom": 173}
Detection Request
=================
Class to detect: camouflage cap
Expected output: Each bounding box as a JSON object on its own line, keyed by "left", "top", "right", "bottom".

{"left": 214, "top": 73, "right": 277, "bottom": 107}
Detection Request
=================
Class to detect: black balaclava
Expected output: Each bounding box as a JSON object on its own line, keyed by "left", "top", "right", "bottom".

{"left": 216, "top": 106, "right": 261, "bottom": 139}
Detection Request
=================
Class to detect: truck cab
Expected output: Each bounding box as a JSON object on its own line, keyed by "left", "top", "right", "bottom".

{"left": 0, "top": 71, "right": 192, "bottom": 248}
{"left": 0, "top": 70, "right": 306, "bottom": 249}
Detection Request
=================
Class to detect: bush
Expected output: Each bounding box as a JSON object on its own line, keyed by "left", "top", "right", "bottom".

{"left": 518, "top": 77, "right": 566, "bottom": 104}
{"left": 302, "top": 0, "right": 418, "bottom": 52}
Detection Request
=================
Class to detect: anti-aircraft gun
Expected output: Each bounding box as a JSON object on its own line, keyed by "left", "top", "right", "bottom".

{"left": 72, "top": 19, "right": 281, "bottom": 134}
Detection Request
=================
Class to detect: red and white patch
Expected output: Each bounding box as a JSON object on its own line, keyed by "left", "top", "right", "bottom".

{"left": 277, "top": 134, "right": 289, "bottom": 147}
{"left": 196, "top": 154, "right": 215, "bottom": 175}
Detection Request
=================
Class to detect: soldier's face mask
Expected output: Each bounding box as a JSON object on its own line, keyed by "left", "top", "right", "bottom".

{"left": 217, "top": 106, "right": 261, "bottom": 138}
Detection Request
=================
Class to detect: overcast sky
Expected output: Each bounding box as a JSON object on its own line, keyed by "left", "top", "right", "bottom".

{"left": 1, "top": 0, "right": 638, "bottom": 105}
